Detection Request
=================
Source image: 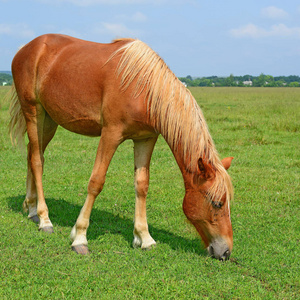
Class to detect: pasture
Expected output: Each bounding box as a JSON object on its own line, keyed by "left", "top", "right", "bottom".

{"left": 0, "top": 86, "right": 299, "bottom": 299}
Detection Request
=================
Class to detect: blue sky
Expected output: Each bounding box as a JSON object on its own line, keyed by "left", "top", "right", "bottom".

{"left": 1, "top": 0, "right": 300, "bottom": 77}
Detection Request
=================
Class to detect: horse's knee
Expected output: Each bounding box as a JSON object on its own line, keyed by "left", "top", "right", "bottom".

{"left": 135, "top": 178, "right": 149, "bottom": 198}
{"left": 28, "top": 153, "right": 43, "bottom": 171}
{"left": 88, "top": 175, "right": 105, "bottom": 196}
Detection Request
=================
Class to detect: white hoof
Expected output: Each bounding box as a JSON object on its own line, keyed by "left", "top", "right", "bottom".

{"left": 39, "top": 219, "right": 53, "bottom": 231}
{"left": 70, "top": 226, "right": 88, "bottom": 247}
{"left": 133, "top": 235, "right": 142, "bottom": 248}
{"left": 133, "top": 233, "right": 156, "bottom": 250}
{"left": 141, "top": 239, "right": 156, "bottom": 250}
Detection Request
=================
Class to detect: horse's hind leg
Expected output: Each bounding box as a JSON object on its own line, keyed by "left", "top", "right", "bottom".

{"left": 23, "top": 107, "right": 57, "bottom": 232}
{"left": 23, "top": 152, "right": 39, "bottom": 223}
{"left": 24, "top": 113, "right": 58, "bottom": 224}
{"left": 132, "top": 137, "right": 157, "bottom": 250}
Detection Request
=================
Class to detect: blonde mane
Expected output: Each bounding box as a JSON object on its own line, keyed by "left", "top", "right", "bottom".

{"left": 110, "top": 39, "right": 233, "bottom": 203}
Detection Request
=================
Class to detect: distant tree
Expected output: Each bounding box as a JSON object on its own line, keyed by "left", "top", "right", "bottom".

{"left": 207, "top": 76, "right": 218, "bottom": 80}
{"left": 275, "top": 80, "right": 285, "bottom": 87}
{"left": 0, "top": 73, "right": 13, "bottom": 86}
{"left": 242, "top": 75, "right": 253, "bottom": 81}
{"left": 178, "top": 74, "right": 299, "bottom": 88}
{"left": 276, "top": 75, "right": 300, "bottom": 84}
{"left": 191, "top": 78, "right": 201, "bottom": 87}
{"left": 265, "top": 75, "right": 274, "bottom": 85}
{"left": 198, "top": 78, "right": 212, "bottom": 87}
{"left": 179, "top": 77, "right": 193, "bottom": 87}
{"left": 224, "top": 74, "right": 236, "bottom": 86}
{"left": 253, "top": 73, "right": 266, "bottom": 87}
{"left": 237, "top": 80, "right": 245, "bottom": 87}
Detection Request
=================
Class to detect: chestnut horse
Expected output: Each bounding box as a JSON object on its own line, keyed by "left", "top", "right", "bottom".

{"left": 9, "top": 34, "right": 234, "bottom": 260}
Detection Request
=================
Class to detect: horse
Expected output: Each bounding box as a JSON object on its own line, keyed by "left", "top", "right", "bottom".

{"left": 9, "top": 34, "right": 234, "bottom": 260}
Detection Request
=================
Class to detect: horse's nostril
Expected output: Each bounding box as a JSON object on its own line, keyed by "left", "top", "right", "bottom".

{"left": 220, "top": 249, "right": 230, "bottom": 261}
{"left": 209, "top": 245, "right": 215, "bottom": 257}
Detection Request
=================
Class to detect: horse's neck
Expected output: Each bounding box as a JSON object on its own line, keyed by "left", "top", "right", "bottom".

{"left": 164, "top": 138, "right": 198, "bottom": 189}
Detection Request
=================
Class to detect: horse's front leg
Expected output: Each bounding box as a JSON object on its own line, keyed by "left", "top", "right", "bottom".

{"left": 132, "top": 137, "right": 158, "bottom": 250}
{"left": 70, "top": 128, "right": 122, "bottom": 255}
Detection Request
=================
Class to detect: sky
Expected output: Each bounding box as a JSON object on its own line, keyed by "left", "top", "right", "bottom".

{"left": 0, "top": 0, "right": 300, "bottom": 77}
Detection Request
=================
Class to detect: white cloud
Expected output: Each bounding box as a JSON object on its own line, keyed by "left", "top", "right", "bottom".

{"left": 132, "top": 12, "right": 147, "bottom": 23}
{"left": 271, "top": 24, "right": 300, "bottom": 38}
{"left": 116, "top": 12, "right": 147, "bottom": 23}
{"left": 0, "top": 23, "right": 35, "bottom": 39}
{"left": 230, "top": 23, "right": 300, "bottom": 39}
{"left": 94, "top": 22, "right": 141, "bottom": 38}
{"left": 230, "top": 24, "right": 263, "bottom": 38}
{"left": 261, "top": 6, "right": 289, "bottom": 20}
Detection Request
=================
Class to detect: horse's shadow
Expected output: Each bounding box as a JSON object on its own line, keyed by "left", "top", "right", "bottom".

{"left": 7, "top": 195, "right": 207, "bottom": 256}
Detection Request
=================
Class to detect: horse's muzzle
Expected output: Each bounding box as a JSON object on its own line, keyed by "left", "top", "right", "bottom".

{"left": 208, "top": 237, "right": 231, "bottom": 261}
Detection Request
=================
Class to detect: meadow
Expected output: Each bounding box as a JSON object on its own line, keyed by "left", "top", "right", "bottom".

{"left": 0, "top": 86, "right": 299, "bottom": 299}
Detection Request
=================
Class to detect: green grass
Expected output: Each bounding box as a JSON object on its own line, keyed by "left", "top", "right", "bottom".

{"left": 0, "top": 86, "right": 299, "bottom": 299}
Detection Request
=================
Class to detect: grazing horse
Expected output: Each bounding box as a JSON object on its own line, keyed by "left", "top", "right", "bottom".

{"left": 9, "top": 34, "right": 234, "bottom": 260}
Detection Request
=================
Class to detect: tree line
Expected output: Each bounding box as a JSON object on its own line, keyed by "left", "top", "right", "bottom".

{"left": 0, "top": 73, "right": 13, "bottom": 86}
{"left": 1, "top": 72, "right": 300, "bottom": 87}
{"left": 179, "top": 74, "right": 300, "bottom": 87}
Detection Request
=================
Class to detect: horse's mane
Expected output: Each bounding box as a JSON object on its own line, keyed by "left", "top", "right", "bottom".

{"left": 109, "top": 39, "right": 233, "bottom": 204}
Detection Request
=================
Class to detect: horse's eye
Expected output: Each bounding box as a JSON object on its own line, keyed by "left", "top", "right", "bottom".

{"left": 212, "top": 201, "right": 223, "bottom": 209}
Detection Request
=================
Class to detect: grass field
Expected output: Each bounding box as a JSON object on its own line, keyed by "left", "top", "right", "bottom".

{"left": 0, "top": 86, "right": 299, "bottom": 299}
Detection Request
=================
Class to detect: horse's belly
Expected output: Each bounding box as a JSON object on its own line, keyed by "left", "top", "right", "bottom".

{"left": 40, "top": 95, "right": 102, "bottom": 137}
{"left": 59, "top": 118, "right": 102, "bottom": 136}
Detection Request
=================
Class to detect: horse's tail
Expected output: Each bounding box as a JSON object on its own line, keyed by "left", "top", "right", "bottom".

{"left": 8, "top": 85, "right": 27, "bottom": 148}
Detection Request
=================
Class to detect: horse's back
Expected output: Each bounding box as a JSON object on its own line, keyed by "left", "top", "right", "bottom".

{"left": 11, "top": 34, "right": 128, "bottom": 136}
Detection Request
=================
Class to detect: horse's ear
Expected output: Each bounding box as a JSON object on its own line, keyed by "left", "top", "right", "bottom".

{"left": 198, "top": 158, "right": 215, "bottom": 180}
{"left": 221, "top": 157, "right": 234, "bottom": 170}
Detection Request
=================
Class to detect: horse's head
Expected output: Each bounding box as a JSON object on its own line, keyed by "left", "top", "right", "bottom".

{"left": 182, "top": 157, "right": 234, "bottom": 261}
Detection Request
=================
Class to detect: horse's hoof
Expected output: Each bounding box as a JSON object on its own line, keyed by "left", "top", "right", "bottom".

{"left": 142, "top": 243, "right": 156, "bottom": 251}
{"left": 29, "top": 215, "right": 39, "bottom": 224}
{"left": 72, "top": 244, "right": 90, "bottom": 255}
{"left": 39, "top": 226, "right": 54, "bottom": 233}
